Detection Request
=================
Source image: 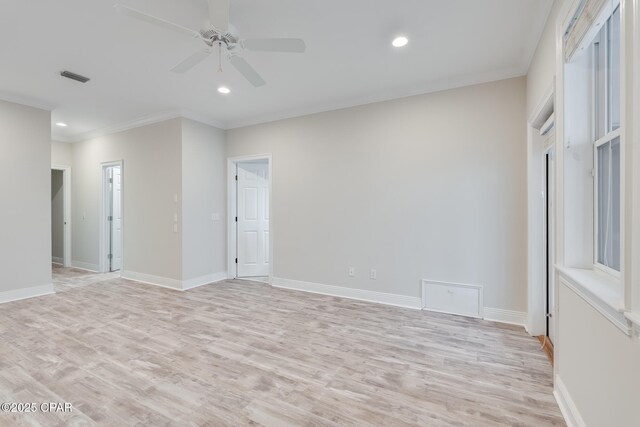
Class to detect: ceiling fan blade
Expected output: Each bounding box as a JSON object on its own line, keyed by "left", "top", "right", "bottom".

{"left": 243, "top": 38, "right": 306, "bottom": 53}
{"left": 171, "top": 49, "right": 212, "bottom": 73}
{"left": 229, "top": 56, "right": 266, "bottom": 87}
{"left": 207, "top": 0, "right": 230, "bottom": 32}
{"left": 115, "top": 4, "right": 201, "bottom": 39}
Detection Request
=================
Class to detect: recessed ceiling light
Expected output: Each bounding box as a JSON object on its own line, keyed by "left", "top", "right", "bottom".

{"left": 218, "top": 86, "right": 230, "bottom": 94}
{"left": 56, "top": 122, "right": 68, "bottom": 127}
{"left": 392, "top": 36, "right": 409, "bottom": 48}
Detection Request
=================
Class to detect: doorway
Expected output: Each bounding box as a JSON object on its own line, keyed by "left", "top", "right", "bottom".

{"left": 101, "top": 162, "right": 123, "bottom": 273}
{"left": 543, "top": 147, "right": 556, "bottom": 344}
{"left": 527, "top": 85, "right": 556, "bottom": 343}
{"left": 51, "top": 165, "right": 71, "bottom": 267}
{"left": 227, "top": 155, "right": 272, "bottom": 280}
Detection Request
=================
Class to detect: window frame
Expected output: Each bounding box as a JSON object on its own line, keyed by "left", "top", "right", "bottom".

{"left": 591, "top": 5, "right": 622, "bottom": 277}
{"left": 555, "top": 0, "right": 631, "bottom": 335}
{"left": 593, "top": 131, "right": 621, "bottom": 277}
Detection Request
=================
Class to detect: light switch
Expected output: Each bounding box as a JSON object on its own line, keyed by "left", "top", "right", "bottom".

{"left": 173, "top": 213, "right": 178, "bottom": 222}
{"left": 173, "top": 194, "right": 178, "bottom": 203}
{"left": 173, "top": 224, "right": 178, "bottom": 233}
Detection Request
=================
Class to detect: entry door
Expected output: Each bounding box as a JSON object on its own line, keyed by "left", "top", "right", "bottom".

{"left": 544, "top": 149, "right": 556, "bottom": 343}
{"left": 237, "top": 162, "right": 269, "bottom": 277}
{"left": 111, "top": 167, "right": 123, "bottom": 271}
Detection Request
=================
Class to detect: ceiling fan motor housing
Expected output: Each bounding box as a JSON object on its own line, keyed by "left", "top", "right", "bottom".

{"left": 201, "top": 29, "right": 238, "bottom": 47}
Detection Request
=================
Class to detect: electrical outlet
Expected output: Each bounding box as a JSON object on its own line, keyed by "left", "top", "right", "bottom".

{"left": 348, "top": 267, "right": 355, "bottom": 277}
{"left": 370, "top": 269, "right": 377, "bottom": 280}
{"left": 211, "top": 213, "right": 221, "bottom": 221}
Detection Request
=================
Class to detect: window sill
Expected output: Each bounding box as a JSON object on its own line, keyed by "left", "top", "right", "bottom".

{"left": 556, "top": 266, "right": 631, "bottom": 335}
{"left": 624, "top": 312, "right": 640, "bottom": 338}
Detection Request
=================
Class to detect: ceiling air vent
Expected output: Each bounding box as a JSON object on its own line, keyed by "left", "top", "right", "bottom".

{"left": 60, "top": 71, "right": 90, "bottom": 83}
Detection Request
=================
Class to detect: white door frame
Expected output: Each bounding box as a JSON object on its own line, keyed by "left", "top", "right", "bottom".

{"left": 543, "top": 145, "right": 556, "bottom": 343}
{"left": 527, "top": 84, "right": 555, "bottom": 336}
{"left": 51, "top": 164, "right": 71, "bottom": 267}
{"left": 227, "top": 154, "right": 273, "bottom": 280}
{"left": 99, "top": 160, "right": 124, "bottom": 273}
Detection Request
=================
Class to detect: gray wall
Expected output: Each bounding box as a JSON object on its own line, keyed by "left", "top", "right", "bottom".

{"left": 558, "top": 284, "right": 640, "bottom": 426}
{"left": 69, "top": 118, "right": 227, "bottom": 284}
{"left": 52, "top": 141, "right": 72, "bottom": 166}
{"left": 227, "top": 77, "right": 528, "bottom": 311}
{"left": 51, "top": 170, "right": 64, "bottom": 261}
{"left": 71, "top": 118, "right": 183, "bottom": 278}
{"left": 0, "top": 100, "right": 51, "bottom": 293}
{"left": 181, "top": 118, "right": 227, "bottom": 281}
{"left": 526, "top": 0, "right": 565, "bottom": 116}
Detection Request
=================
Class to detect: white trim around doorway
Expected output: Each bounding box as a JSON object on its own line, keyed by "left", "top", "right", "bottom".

{"left": 99, "top": 160, "right": 124, "bottom": 274}
{"left": 227, "top": 154, "right": 273, "bottom": 281}
{"left": 51, "top": 164, "right": 72, "bottom": 268}
{"left": 527, "top": 84, "right": 555, "bottom": 337}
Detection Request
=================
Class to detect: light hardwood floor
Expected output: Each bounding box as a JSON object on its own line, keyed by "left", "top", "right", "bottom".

{"left": 0, "top": 267, "right": 565, "bottom": 426}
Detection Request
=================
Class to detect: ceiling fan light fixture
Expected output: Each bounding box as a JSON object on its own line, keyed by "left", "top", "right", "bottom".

{"left": 218, "top": 86, "right": 230, "bottom": 94}
{"left": 392, "top": 36, "right": 409, "bottom": 48}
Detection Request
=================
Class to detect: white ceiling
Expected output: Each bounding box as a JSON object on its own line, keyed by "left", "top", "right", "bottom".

{"left": 0, "top": 0, "right": 552, "bottom": 141}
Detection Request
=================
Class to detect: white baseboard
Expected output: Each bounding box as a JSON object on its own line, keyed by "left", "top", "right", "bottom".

{"left": 483, "top": 307, "right": 527, "bottom": 326}
{"left": 52, "top": 256, "right": 63, "bottom": 265}
{"left": 271, "top": 278, "right": 530, "bottom": 325}
{"left": 272, "top": 277, "right": 422, "bottom": 310}
{"left": 122, "top": 270, "right": 228, "bottom": 291}
{"left": 182, "top": 271, "right": 227, "bottom": 290}
{"left": 121, "top": 271, "right": 182, "bottom": 291}
{"left": 554, "top": 375, "right": 586, "bottom": 427}
{"left": 71, "top": 260, "right": 100, "bottom": 272}
{"left": 0, "top": 284, "right": 55, "bottom": 304}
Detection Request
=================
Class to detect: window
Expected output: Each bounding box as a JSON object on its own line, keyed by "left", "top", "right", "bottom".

{"left": 596, "top": 137, "right": 620, "bottom": 270}
{"left": 592, "top": 4, "right": 621, "bottom": 273}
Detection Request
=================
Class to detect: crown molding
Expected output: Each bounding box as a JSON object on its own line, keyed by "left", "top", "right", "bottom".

{"left": 58, "top": 110, "right": 227, "bottom": 143}
{"left": 224, "top": 67, "right": 527, "bottom": 130}
{"left": 0, "top": 91, "right": 56, "bottom": 111}
{"left": 51, "top": 135, "right": 76, "bottom": 143}
{"left": 181, "top": 110, "right": 227, "bottom": 130}
{"left": 51, "top": 67, "right": 526, "bottom": 141}
{"left": 61, "top": 111, "right": 182, "bottom": 142}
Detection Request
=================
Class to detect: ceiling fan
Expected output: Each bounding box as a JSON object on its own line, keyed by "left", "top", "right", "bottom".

{"left": 115, "top": 0, "right": 306, "bottom": 87}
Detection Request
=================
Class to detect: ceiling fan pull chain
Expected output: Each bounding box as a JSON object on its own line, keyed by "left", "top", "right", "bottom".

{"left": 218, "top": 41, "right": 223, "bottom": 72}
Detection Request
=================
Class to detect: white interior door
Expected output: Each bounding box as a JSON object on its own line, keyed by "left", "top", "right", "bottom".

{"left": 237, "top": 162, "right": 269, "bottom": 277}
{"left": 111, "top": 166, "right": 122, "bottom": 271}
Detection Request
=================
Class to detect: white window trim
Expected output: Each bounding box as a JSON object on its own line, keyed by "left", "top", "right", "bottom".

{"left": 625, "top": 312, "right": 640, "bottom": 338}
{"left": 632, "top": 0, "right": 640, "bottom": 318}
{"left": 593, "top": 128, "right": 622, "bottom": 277}
{"left": 555, "top": 0, "right": 631, "bottom": 335}
{"left": 571, "top": 0, "right": 621, "bottom": 56}
{"left": 558, "top": 266, "right": 629, "bottom": 334}
{"left": 590, "top": 6, "right": 622, "bottom": 278}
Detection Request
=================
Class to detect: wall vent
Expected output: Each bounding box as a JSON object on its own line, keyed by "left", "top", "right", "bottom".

{"left": 421, "top": 280, "right": 483, "bottom": 318}
{"left": 60, "top": 71, "right": 90, "bottom": 83}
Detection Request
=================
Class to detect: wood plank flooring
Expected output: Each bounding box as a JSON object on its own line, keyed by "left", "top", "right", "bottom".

{"left": 0, "top": 267, "right": 565, "bottom": 426}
